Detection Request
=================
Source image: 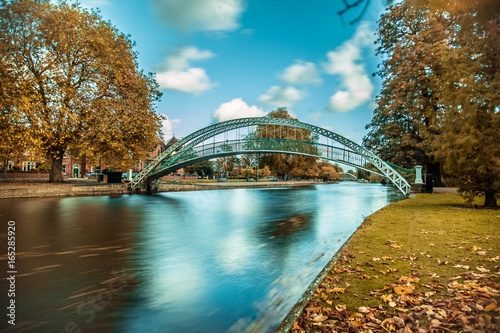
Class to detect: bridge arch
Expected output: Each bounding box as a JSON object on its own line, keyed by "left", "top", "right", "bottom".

{"left": 130, "top": 117, "right": 410, "bottom": 195}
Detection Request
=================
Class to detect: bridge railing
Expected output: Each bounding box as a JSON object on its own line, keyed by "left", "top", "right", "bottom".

{"left": 131, "top": 117, "right": 410, "bottom": 195}
{"left": 152, "top": 138, "right": 379, "bottom": 178}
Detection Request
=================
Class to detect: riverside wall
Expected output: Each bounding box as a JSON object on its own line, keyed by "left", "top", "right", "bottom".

{"left": 0, "top": 181, "right": 324, "bottom": 199}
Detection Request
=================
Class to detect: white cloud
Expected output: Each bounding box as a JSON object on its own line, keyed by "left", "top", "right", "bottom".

{"left": 162, "top": 117, "right": 181, "bottom": 140}
{"left": 213, "top": 98, "right": 267, "bottom": 122}
{"left": 322, "top": 22, "right": 375, "bottom": 112}
{"left": 156, "top": 68, "right": 216, "bottom": 94}
{"left": 156, "top": 46, "right": 216, "bottom": 95}
{"left": 258, "top": 86, "right": 307, "bottom": 108}
{"left": 151, "top": 0, "right": 245, "bottom": 32}
{"left": 162, "top": 47, "right": 215, "bottom": 71}
{"left": 279, "top": 60, "right": 322, "bottom": 85}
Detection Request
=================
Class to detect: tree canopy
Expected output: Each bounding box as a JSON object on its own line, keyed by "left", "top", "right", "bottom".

{"left": 364, "top": 0, "right": 499, "bottom": 207}
{"left": 241, "top": 108, "right": 341, "bottom": 180}
{"left": 0, "top": 0, "right": 163, "bottom": 182}
{"left": 252, "top": 108, "right": 321, "bottom": 179}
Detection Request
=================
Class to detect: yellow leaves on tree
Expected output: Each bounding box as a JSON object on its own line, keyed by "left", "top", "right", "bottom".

{"left": 0, "top": 0, "right": 163, "bottom": 182}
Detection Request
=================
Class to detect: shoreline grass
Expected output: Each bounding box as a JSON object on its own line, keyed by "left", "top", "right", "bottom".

{"left": 290, "top": 193, "right": 500, "bottom": 332}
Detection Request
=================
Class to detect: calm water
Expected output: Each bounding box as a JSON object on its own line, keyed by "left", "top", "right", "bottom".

{"left": 0, "top": 182, "right": 402, "bottom": 333}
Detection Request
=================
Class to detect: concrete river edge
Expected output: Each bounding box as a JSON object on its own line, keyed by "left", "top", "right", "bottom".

{"left": 0, "top": 180, "right": 330, "bottom": 199}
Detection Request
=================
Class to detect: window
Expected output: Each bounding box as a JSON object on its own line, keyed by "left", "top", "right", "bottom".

{"left": 22, "top": 161, "right": 36, "bottom": 171}
{"left": 62, "top": 164, "right": 67, "bottom": 175}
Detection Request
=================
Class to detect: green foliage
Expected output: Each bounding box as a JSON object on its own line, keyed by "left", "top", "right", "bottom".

{"left": 184, "top": 160, "right": 214, "bottom": 176}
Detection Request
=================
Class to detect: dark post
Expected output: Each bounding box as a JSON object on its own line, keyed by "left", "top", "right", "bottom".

{"left": 425, "top": 174, "right": 434, "bottom": 194}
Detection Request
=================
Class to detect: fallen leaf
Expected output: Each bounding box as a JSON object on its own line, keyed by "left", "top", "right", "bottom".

{"left": 477, "top": 251, "right": 487, "bottom": 255}
{"left": 330, "top": 287, "right": 345, "bottom": 294}
{"left": 483, "top": 303, "right": 497, "bottom": 311}
{"left": 313, "top": 314, "right": 328, "bottom": 322}
{"left": 380, "top": 294, "right": 393, "bottom": 303}
{"left": 462, "top": 305, "right": 472, "bottom": 312}
{"left": 458, "top": 257, "right": 471, "bottom": 262}
{"left": 430, "top": 319, "right": 441, "bottom": 326}
{"left": 357, "top": 306, "right": 371, "bottom": 313}
{"left": 394, "top": 285, "right": 405, "bottom": 295}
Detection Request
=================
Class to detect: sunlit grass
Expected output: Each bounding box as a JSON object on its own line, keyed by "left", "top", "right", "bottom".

{"left": 296, "top": 193, "right": 500, "bottom": 329}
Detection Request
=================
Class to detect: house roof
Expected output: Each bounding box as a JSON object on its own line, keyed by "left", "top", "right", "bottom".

{"left": 165, "top": 137, "right": 178, "bottom": 149}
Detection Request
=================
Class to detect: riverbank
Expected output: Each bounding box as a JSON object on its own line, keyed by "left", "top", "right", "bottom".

{"left": 284, "top": 193, "right": 500, "bottom": 332}
{"left": 0, "top": 179, "right": 326, "bottom": 199}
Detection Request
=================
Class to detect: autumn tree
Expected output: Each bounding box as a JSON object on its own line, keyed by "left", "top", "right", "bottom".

{"left": 363, "top": 0, "right": 450, "bottom": 186}
{"left": 316, "top": 161, "right": 341, "bottom": 182}
{"left": 431, "top": 0, "right": 500, "bottom": 207}
{"left": 251, "top": 108, "right": 319, "bottom": 179}
{"left": 215, "top": 144, "right": 236, "bottom": 177}
{"left": 0, "top": 0, "right": 163, "bottom": 182}
{"left": 365, "top": 0, "right": 499, "bottom": 207}
{"left": 0, "top": 60, "right": 31, "bottom": 177}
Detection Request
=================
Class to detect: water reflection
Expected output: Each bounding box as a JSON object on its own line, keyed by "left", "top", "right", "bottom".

{"left": 0, "top": 183, "right": 402, "bottom": 333}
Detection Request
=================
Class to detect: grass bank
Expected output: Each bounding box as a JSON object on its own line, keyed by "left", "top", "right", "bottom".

{"left": 289, "top": 193, "right": 499, "bottom": 332}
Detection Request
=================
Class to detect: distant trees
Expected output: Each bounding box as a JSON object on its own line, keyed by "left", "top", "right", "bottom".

{"left": 184, "top": 160, "right": 214, "bottom": 177}
{"left": 253, "top": 108, "right": 321, "bottom": 179}
{"left": 364, "top": 0, "right": 499, "bottom": 207}
{"left": 0, "top": 0, "right": 163, "bottom": 182}
{"left": 232, "top": 108, "right": 343, "bottom": 180}
{"left": 316, "top": 161, "right": 341, "bottom": 182}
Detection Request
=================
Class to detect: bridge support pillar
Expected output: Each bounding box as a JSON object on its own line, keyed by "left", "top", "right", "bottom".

{"left": 414, "top": 165, "right": 423, "bottom": 184}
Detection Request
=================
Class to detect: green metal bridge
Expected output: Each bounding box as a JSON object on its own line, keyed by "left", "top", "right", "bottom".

{"left": 129, "top": 117, "right": 411, "bottom": 195}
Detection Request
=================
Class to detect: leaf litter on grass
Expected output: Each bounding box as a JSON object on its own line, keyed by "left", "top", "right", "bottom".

{"left": 290, "top": 194, "right": 500, "bottom": 332}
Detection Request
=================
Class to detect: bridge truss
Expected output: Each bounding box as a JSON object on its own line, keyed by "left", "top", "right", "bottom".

{"left": 129, "top": 117, "right": 410, "bottom": 195}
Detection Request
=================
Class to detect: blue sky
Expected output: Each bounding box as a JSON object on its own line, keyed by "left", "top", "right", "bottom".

{"left": 79, "top": 0, "right": 387, "bottom": 145}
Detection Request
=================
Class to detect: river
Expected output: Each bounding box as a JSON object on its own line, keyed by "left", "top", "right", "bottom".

{"left": 0, "top": 182, "right": 403, "bottom": 333}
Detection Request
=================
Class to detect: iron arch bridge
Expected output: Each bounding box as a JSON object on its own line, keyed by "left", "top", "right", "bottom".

{"left": 129, "top": 117, "right": 411, "bottom": 195}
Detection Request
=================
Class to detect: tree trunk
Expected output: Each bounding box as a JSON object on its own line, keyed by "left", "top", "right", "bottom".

{"left": 49, "top": 152, "right": 65, "bottom": 183}
{"left": 425, "top": 161, "right": 444, "bottom": 187}
{"left": 484, "top": 191, "right": 498, "bottom": 208}
{"left": 81, "top": 155, "right": 87, "bottom": 177}
{"left": 3, "top": 157, "right": 7, "bottom": 179}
